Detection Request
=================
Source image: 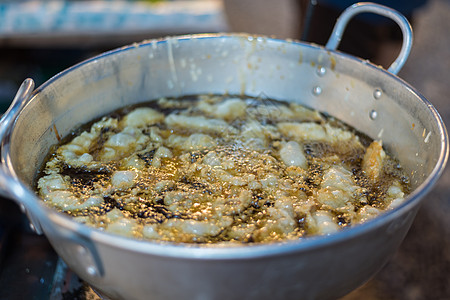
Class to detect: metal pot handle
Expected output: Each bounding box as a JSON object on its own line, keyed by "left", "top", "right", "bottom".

{"left": 0, "top": 79, "right": 44, "bottom": 234}
{"left": 325, "top": 2, "right": 413, "bottom": 75}
{"left": 0, "top": 79, "right": 105, "bottom": 276}
{"left": 0, "top": 78, "right": 34, "bottom": 139}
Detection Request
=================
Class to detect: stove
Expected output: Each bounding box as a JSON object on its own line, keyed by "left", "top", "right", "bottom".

{"left": 0, "top": 197, "right": 102, "bottom": 299}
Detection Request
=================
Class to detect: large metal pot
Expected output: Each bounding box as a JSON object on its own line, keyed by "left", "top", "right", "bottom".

{"left": 0, "top": 3, "right": 447, "bottom": 300}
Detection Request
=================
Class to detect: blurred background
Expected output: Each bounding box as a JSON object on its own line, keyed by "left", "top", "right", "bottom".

{"left": 0, "top": 0, "right": 448, "bottom": 299}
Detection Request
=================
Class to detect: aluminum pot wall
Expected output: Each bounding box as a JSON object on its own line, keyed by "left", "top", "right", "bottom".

{"left": 0, "top": 4, "right": 447, "bottom": 300}
{"left": 42, "top": 203, "right": 419, "bottom": 300}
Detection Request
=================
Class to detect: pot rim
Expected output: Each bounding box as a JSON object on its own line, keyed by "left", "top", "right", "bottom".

{"left": 7, "top": 33, "right": 450, "bottom": 260}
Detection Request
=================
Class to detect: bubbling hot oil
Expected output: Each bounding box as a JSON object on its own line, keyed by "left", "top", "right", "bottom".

{"left": 36, "top": 94, "right": 409, "bottom": 244}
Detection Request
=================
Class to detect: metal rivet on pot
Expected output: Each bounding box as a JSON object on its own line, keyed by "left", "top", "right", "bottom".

{"left": 29, "top": 223, "right": 36, "bottom": 232}
{"left": 86, "top": 266, "right": 99, "bottom": 277}
{"left": 77, "top": 245, "right": 88, "bottom": 255}
{"left": 312, "top": 86, "right": 322, "bottom": 96}
{"left": 316, "top": 66, "right": 326, "bottom": 77}
{"left": 373, "top": 88, "right": 382, "bottom": 99}
{"left": 75, "top": 245, "right": 102, "bottom": 278}
{"left": 19, "top": 204, "right": 26, "bottom": 213}
{"left": 369, "top": 110, "right": 378, "bottom": 120}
